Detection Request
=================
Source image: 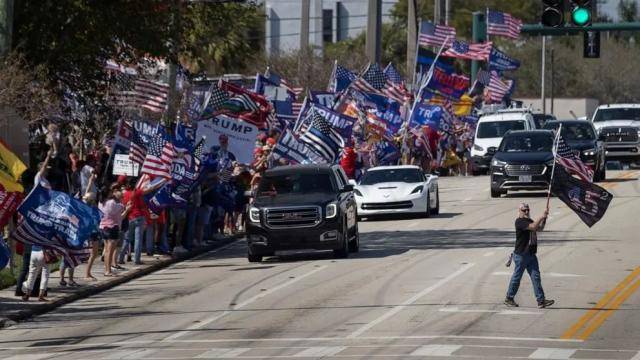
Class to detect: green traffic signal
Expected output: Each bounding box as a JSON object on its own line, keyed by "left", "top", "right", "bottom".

{"left": 572, "top": 7, "right": 591, "bottom": 26}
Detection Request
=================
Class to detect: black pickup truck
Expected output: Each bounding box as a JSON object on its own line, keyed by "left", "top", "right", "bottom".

{"left": 246, "top": 164, "right": 359, "bottom": 262}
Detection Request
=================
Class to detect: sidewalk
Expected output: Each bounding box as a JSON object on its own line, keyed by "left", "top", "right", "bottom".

{"left": 0, "top": 235, "right": 240, "bottom": 329}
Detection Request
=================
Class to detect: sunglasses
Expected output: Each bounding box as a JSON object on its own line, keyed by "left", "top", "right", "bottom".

{"left": 521, "top": 208, "right": 530, "bottom": 212}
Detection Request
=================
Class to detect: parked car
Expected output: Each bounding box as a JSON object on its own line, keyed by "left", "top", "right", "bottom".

{"left": 490, "top": 130, "right": 555, "bottom": 198}
{"left": 246, "top": 164, "right": 359, "bottom": 262}
{"left": 543, "top": 119, "right": 606, "bottom": 181}
{"left": 354, "top": 165, "right": 439, "bottom": 219}
{"left": 471, "top": 109, "right": 537, "bottom": 175}
{"left": 590, "top": 104, "right": 640, "bottom": 166}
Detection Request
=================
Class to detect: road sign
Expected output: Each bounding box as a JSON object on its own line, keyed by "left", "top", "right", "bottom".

{"left": 583, "top": 30, "right": 600, "bottom": 58}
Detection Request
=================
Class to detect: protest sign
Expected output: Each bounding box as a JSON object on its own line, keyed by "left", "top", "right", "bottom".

{"left": 112, "top": 154, "right": 140, "bottom": 176}
{"left": 196, "top": 115, "right": 259, "bottom": 164}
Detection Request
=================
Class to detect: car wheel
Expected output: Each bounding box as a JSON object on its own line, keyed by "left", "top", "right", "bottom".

{"left": 491, "top": 188, "right": 502, "bottom": 198}
{"left": 348, "top": 223, "right": 359, "bottom": 253}
{"left": 333, "top": 220, "right": 349, "bottom": 259}
{"left": 433, "top": 191, "right": 440, "bottom": 215}
{"left": 599, "top": 166, "right": 606, "bottom": 181}
{"left": 424, "top": 194, "right": 431, "bottom": 218}
{"left": 247, "top": 251, "right": 262, "bottom": 263}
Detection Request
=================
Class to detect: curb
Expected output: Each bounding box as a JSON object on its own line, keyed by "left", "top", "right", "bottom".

{"left": 0, "top": 236, "right": 241, "bottom": 329}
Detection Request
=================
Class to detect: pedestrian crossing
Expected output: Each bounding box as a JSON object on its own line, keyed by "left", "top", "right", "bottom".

{"left": 2, "top": 344, "right": 639, "bottom": 359}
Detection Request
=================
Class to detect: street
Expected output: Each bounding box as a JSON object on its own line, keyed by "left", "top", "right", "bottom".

{"left": 1, "top": 171, "right": 639, "bottom": 360}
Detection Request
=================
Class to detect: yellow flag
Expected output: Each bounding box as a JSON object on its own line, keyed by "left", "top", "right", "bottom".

{"left": 0, "top": 171, "right": 23, "bottom": 192}
{"left": 428, "top": 95, "right": 474, "bottom": 116}
{"left": 0, "top": 140, "right": 27, "bottom": 182}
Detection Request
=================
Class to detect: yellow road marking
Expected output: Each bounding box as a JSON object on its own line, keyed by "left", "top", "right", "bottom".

{"left": 577, "top": 278, "right": 640, "bottom": 340}
{"left": 561, "top": 266, "right": 640, "bottom": 340}
{"left": 600, "top": 171, "right": 637, "bottom": 189}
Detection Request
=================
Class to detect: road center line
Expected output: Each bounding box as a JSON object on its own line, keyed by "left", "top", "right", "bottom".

{"left": 163, "top": 264, "right": 328, "bottom": 341}
{"left": 347, "top": 263, "right": 475, "bottom": 338}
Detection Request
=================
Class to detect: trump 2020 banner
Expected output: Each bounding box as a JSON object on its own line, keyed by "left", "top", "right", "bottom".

{"left": 17, "top": 185, "right": 102, "bottom": 248}
{"left": 196, "top": 115, "right": 259, "bottom": 164}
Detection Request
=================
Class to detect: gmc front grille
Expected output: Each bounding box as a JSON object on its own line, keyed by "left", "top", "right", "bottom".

{"left": 505, "top": 164, "right": 546, "bottom": 176}
{"left": 265, "top": 206, "right": 321, "bottom": 229}
{"left": 601, "top": 127, "right": 639, "bottom": 143}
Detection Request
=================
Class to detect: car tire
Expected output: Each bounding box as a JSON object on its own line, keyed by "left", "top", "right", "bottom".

{"left": 599, "top": 166, "right": 606, "bottom": 181}
{"left": 333, "top": 220, "right": 349, "bottom": 259}
{"left": 348, "top": 223, "right": 359, "bottom": 253}
{"left": 424, "top": 194, "right": 431, "bottom": 218}
{"left": 247, "top": 251, "right": 262, "bottom": 263}
{"left": 491, "top": 188, "right": 502, "bottom": 198}
{"left": 433, "top": 191, "right": 440, "bottom": 215}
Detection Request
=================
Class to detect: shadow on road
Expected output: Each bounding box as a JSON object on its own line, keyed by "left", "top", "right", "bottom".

{"left": 359, "top": 212, "right": 462, "bottom": 222}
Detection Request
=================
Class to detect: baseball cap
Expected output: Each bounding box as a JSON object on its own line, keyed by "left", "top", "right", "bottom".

{"left": 519, "top": 203, "right": 530, "bottom": 211}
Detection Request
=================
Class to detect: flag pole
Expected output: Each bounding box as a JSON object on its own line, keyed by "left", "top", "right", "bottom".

{"left": 411, "top": 19, "right": 423, "bottom": 92}
{"left": 546, "top": 123, "right": 562, "bottom": 209}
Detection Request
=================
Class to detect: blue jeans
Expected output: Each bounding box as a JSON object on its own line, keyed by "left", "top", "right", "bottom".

{"left": 507, "top": 253, "right": 545, "bottom": 303}
{"left": 120, "top": 217, "right": 145, "bottom": 264}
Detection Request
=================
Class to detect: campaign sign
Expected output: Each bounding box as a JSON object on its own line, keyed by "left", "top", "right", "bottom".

{"left": 112, "top": 154, "right": 140, "bottom": 176}
{"left": 196, "top": 115, "right": 259, "bottom": 164}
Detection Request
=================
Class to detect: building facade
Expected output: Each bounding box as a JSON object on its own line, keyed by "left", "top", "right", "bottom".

{"left": 264, "top": 0, "right": 398, "bottom": 55}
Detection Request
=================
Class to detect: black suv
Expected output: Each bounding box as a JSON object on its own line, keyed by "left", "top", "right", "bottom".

{"left": 490, "top": 130, "right": 555, "bottom": 198}
{"left": 543, "top": 120, "right": 606, "bottom": 181}
{"left": 246, "top": 164, "right": 359, "bottom": 262}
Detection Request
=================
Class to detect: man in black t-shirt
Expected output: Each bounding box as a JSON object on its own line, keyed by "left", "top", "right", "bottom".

{"left": 505, "top": 203, "right": 555, "bottom": 309}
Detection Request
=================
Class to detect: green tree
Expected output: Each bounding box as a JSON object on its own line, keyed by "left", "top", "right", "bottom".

{"left": 618, "top": 0, "right": 638, "bottom": 22}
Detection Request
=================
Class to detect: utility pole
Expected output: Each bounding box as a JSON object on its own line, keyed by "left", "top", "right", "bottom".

{"left": 445, "top": 0, "right": 450, "bottom": 25}
{"left": 165, "top": 0, "right": 181, "bottom": 127}
{"left": 407, "top": 0, "right": 417, "bottom": 88}
{"left": 434, "top": 0, "right": 441, "bottom": 24}
{"left": 541, "top": 36, "right": 546, "bottom": 115}
{"left": 0, "top": 0, "right": 13, "bottom": 57}
{"left": 550, "top": 48, "right": 554, "bottom": 115}
{"left": 299, "top": 0, "right": 310, "bottom": 76}
{"left": 365, "top": 0, "right": 381, "bottom": 63}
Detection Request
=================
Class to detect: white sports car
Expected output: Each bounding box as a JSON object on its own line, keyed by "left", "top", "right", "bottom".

{"left": 353, "top": 165, "right": 439, "bottom": 219}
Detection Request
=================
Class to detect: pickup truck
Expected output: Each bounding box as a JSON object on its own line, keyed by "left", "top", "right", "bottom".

{"left": 246, "top": 164, "right": 359, "bottom": 262}
{"left": 591, "top": 104, "right": 640, "bottom": 165}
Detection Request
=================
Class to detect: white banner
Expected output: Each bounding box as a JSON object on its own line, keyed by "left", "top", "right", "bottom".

{"left": 112, "top": 154, "right": 140, "bottom": 176}
{"left": 196, "top": 115, "right": 259, "bottom": 164}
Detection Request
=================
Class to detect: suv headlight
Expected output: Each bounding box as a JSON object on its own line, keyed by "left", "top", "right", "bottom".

{"left": 491, "top": 158, "right": 506, "bottom": 167}
{"left": 473, "top": 144, "right": 484, "bottom": 152}
{"left": 582, "top": 148, "right": 596, "bottom": 156}
{"left": 411, "top": 185, "right": 423, "bottom": 194}
{"left": 326, "top": 203, "right": 337, "bottom": 219}
{"left": 249, "top": 207, "right": 260, "bottom": 223}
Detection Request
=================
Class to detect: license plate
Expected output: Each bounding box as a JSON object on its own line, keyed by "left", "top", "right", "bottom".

{"left": 518, "top": 175, "right": 532, "bottom": 182}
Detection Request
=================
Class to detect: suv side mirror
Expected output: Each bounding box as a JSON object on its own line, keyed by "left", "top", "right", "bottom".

{"left": 342, "top": 184, "right": 354, "bottom": 192}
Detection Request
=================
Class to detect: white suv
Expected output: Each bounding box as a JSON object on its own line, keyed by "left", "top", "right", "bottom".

{"left": 471, "top": 109, "right": 536, "bottom": 175}
{"left": 591, "top": 104, "right": 640, "bottom": 163}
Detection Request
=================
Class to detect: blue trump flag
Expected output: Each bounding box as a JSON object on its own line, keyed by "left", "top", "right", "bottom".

{"left": 410, "top": 103, "right": 446, "bottom": 129}
{"left": 297, "top": 102, "right": 356, "bottom": 140}
{"left": 489, "top": 47, "right": 520, "bottom": 72}
{"left": 17, "top": 185, "right": 101, "bottom": 249}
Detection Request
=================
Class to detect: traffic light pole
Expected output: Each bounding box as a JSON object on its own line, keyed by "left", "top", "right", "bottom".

{"left": 541, "top": 36, "right": 546, "bottom": 115}
{"left": 471, "top": 11, "right": 486, "bottom": 84}
{"left": 522, "top": 22, "right": 640, "bottom": 35}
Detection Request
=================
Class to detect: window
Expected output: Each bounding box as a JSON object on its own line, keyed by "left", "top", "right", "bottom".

{"left": 476, "top": 120, "right": 526, "bottom": 138}
{"left": 499, "top": 134, "right": 554, "bottom": 153}
{"left": 323, "top": 9, "right": 333, "bottom": 43}
{"left": 258, "top": 173, "right": 335, "bottom": 195}
{"left": 360, "top": 169, "right": 424, "bottom": 185}
{"left": 544, "top": 123, "right": 595, "bottom": 140}
{"left": 593, "top": 108, "right": 640, "bottom": 122}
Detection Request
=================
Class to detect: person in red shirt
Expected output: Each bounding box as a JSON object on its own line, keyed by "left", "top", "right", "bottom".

{"left": 340, "top": 147, "right": 357, "bottom": 179}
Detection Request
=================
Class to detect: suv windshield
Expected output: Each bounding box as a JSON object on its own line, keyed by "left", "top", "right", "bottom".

{"left": 258, "top": 173, "right": 334, "bottom": 195}
{"left": 543, "top": 122, "right": 595, "bottom": 140}
{"left": 360, "top": 169, "right": 424, "bottom": 185}
{"left": 500, "top": 134, "right": 554, "bottom": 153}
{"left": 477, "top": 120, "right": 526, "bottom": 138}
{"left": 593, "top": 108, "right": 640, "bottom": 122}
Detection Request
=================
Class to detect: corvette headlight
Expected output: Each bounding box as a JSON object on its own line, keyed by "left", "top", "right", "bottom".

{"left": 249, "top": 207, "right": 260, "bottom": 223}
{"left": 353, "top": 189, "right": 363, "bottom": 197}
{"left": 491, "top": 158, "right": 506, "bottom": 167}
{"left": 411, "top": 185, "right": 423, "bottom": 194}
{"left": 473, "top": 144, "right": 484, "bottom": 152}
{"left": 326, "top": 203, "right": 337, "bottom": 219}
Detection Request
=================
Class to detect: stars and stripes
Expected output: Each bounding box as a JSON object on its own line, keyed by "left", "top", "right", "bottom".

{"left": 13, "top": 222, "right": 90, "bottom": 267}
{"left": 383, "top": 81, "right": 410, "bottom": 104}
{"left": 135, "top": 79, "right": 169, "bottom": 113}
{"left": 201, "top": 82, "right": 230, "bottom": 118}
{"left": 555, "top": 135, "right": 594, "bottom": 182}
{"left": 442, "top": 40, "right": 493, "bottom": 61}
{"left": 193, "top": 139, "right": 205, "bottom": 173}
{"left": 300, "top": 109, "right": 344, "bottom": 162}
{"left": 487, "top": 10, "right": 523, "bottom": 39}
{"left": 128, "top": 125, "right": 147, "bottom": 165}
{"left": 487, "top": 72, "right": 512, "bottom": 102}
{"left": 141, "top": 129, "right": 175, "bottom": 179}
{"left": 292, "top": 102, "right": 304, "bottom": 118}
{"left": 329, "top": 64, "right": 357, "bottom": 92}
{"left": 418, "top": 20, "right": 456, "bottom": 48}
{"left": 384, "top": 63, "right": 404, "bottom": 85}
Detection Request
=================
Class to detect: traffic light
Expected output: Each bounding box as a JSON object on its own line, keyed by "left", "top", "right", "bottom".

{"left": 542, "top": 0, "right": 564, "bottom": 27}
{"left": 570, "top": 0, "right": 592, "bottom": 26}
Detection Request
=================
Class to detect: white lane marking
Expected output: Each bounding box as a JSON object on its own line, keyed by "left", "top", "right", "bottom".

{"left": 407, "top": 221, "right": 421, "bottom": 228}
{"left": 528, "top": 347, "right": 577, "bottom": 359}
{"left": 439, "top": 307, "right": 541, "bottom": 315}
{"left": 483, "top": 251, "right": 495, "bottom": 257}
{"left": 163, "top": 265, "right": 328, "bottom": 341}
{"left": 410, "top": 344, "right": 462, "bottom": 356}
{"left": 347, "top": 263, "right": 476, "bottom": 338}
{"left": 3, "top": 354, "right": 63, "bottom": 360}
{"left": 195, "top": 348, "right": 251, "bottom": 358}
{"left": 463, "top": 197, "right": 472, "bottom": 202}
{"left": 105, "top": 349, "right": 157, "bottom": 359}
{"left": 292, "top": 346, "right": 347, "bottom": 357}
{"left": 631, "top": 351, "right": 640, "bottom": 360}
{"left": 492, "top": 271, "right": 583, "bottom": 278}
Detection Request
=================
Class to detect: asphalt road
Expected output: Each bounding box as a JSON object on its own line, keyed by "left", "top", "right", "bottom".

{"left": 2, "top": 171, "right": 640, "bottom": 360}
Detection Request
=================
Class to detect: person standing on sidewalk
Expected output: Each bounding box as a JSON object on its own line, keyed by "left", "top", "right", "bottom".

{"left": 505, "top": 203, "right": 555, "bottom": 309}
{"left": 99, "top": 183, "right": 127, "bottom": 276}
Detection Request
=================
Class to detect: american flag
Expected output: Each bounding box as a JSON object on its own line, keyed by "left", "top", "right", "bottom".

{"left": 353, "top": 63, "right": 386, "bottom": 94}
{"left": 487, "top": 10, "right": 523, "bottom": 39}
{"left": 129, "top": 125, "right": 147, "bottom": 164}
{"left": 555, "top": 135, "right": 594, "bottom": 182}
{"left": 264, "top": 69, "right": 304, "bottom": 99}
{"left": 141, "top": 129, "right": 175, "bottom": 179}
{"left": 135, "top": 79, "right": 169, "bottom": 113}
{"left": 292, "top": 102, "right": 304, "bottom": 118}
{"left": 366, "top": 110, "right": 388, "bottom": 137}
{"left": 300, "top": 109, "right": 344, "bottom": 162}
{"left": 384, "top": 63, "right": 404, "bottom": 85}
{"left": 442, "top": 40, "right": 493, "bottom": 61}
{"left": 487, "top": 72, "right": 512, "bottom": 102}
{"left": 418, "top": 20, "right": 456, "bottom": 48}
{"left": 13, "top": 221, "right": 90, "bottom": 267}
{"left": 193, "top": 139, "right": 205, "bottom": 173}
{"left": 201, "top": 82, "right": 230, "bottom": 118}
{"left": 383, "top": 81, "right": 410, "bottom": 104}
{"left": 329, "top": 64, "right": 357, "bottom": 92}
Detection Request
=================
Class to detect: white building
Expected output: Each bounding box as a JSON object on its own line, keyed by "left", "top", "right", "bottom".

{"left": 263, "top": 0, "right": 398, "bottom": 55}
